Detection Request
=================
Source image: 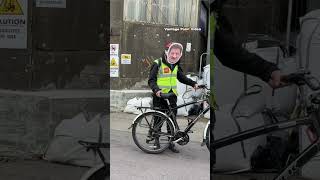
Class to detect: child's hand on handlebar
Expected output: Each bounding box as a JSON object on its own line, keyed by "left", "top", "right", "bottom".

{"left": 156, "top": 90, "right": 162, "bottom": 97}
{"left": 268, "top": 70, "right": 289, "bottom": 89}
{"left": 193, "top": 84, "right": 199, "bottom": 91}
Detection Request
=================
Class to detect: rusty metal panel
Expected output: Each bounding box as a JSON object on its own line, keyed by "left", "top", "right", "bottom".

{"left": 120, "top": 22, "right": 205, "bottom": 80}
{"left": 33, "top": 0, "right": 107, "bottom": 50}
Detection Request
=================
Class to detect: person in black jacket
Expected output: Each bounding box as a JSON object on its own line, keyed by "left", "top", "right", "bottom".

{"left": 210, "top": 0, "right": 284, "bottom": 172}
{"left": 148, "top": 42, "right": 199, "bottom": 153}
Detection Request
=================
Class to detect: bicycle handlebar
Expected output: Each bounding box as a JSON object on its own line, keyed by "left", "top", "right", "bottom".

{"left": 198, "top": 84, "right": 208, "bottom": 89}
{"left": 282, "top": 71, "right": 320, "bottom": 91}
{"left": 159, "top": 84, "right": 209, "bottom": 99}
{"left": 160, "top": 92, "right": 176, "bottom": 99}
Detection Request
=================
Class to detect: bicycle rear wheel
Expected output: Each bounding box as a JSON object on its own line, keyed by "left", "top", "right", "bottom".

{"left": 132, "top": 111, "right": 175, "bottom": 154}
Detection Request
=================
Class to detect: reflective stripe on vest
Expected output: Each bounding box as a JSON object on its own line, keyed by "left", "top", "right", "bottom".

{"left": 154, "top": 58, "right": 178, "bottom": 95}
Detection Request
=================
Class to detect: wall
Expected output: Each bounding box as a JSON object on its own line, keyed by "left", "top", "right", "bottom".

{"left": 0, "top": 0, "right": 108, "bottom": 90}
{"left": 110, "top": 0, "right": 208, "bottom": 89}
{"left": 222, "top": 0, "right": 289, "bottom": 41}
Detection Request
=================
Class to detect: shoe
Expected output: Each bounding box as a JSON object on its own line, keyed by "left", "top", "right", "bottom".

{"left": 146, "top": 131, "right": 154, "bottom": 143}
{"left": 153, "top": 138, "right": 160, "bottom": 150}
{"left": 168, "top": 143, "right": 179, "bottom": 153}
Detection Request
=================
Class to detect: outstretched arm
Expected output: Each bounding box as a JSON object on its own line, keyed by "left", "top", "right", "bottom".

{"left": 214, "top": 16, "right": 279, "bottom": 83}
{"left": 177, "top": 66, "right": 197, "bottom": 87}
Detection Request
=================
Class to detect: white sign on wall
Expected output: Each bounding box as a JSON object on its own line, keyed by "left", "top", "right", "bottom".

{"left": 36, "top": 0, "right": 66, "bottom": 8}
{"left": 110, "top": 55, "right": 119, "bottom": 77}
{"left": 121, "top": 54, "right": 131, "bottom": 64}
{"left": 186, "top": 43, "right": 192, "bottom": 52}
{"left": 0, "top": 0, "right": 28, "bottom": 49}
{"left": 110, "top": 44, "right": 119, "bottom": 56}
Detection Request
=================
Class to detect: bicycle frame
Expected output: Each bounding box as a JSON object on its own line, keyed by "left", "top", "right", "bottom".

{"left": 212, "top": 117, "right": 311, "bottom": 149}
{"left": 212, "top": 103, "right": 320, "bottom": 180}
{"left": 78, "top": 141, "right": 109, "bottom": 180}
{"left": 155, "top": 98, "right": 210, "bottom": 134}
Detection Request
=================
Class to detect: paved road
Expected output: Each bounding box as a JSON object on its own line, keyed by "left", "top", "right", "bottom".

{"left": 110, "top": 129, "right": 210, "bottom": 180}
{"left": 0, "top": 159, "right": 88, "bottom": 180}
{"left": 110, "top": 112, "right": 314, "bottom": 180}
{"left": 110, "top": 112, "right": 210, "bottom": 180}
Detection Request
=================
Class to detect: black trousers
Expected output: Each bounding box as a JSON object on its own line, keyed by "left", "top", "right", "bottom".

{"left": 152, "top": 92, "right": 178, "bottom": 133}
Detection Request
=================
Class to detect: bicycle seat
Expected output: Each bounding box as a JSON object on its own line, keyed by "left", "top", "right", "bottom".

{"left": 78, "top": 140, "right": 109, "bottom": 149}
{"left": 160, "top": 92, "right": 175, "bottom": 99}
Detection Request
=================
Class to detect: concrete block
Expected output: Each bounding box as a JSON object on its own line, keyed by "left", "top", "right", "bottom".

{"left": 0, "top": 90, "right": 107, "bottom": 158}
{"left": 110, "top": 90, "right": 152, "bottom": 112}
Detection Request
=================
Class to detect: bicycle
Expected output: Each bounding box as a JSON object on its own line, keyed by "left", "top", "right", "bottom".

{"left": 130, "top": 84, "right": 211, "bottom": 154}
{"left": 79, "top": 140, "right": 109, "bottom": 180}
{"left": 212, "top": 70, "right": 320, "bottom": 180}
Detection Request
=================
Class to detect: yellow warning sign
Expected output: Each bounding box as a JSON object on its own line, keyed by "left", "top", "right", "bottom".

{"left": 111, "top": 58, "right": 117, "bottom": 66}
{"left": 110, "top": 56, "right": 119, "bottom": 67}
{"left": 0, "top": 0, "right": 24, "bottom": 15}
{"left": 121, "top": 54, "right": 131, "bottom": 64}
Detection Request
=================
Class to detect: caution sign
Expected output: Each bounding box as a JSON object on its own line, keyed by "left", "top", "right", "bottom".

{"left": 110, "top": 55, "right": 119, "bottom": 77}
{"left": 121, "top": 54, "right": 131, "bottom": 64}
{"left": 0, "top": 0, "right": 27, "bottom": 49}
{"left": 0, "top": 0, "right": 24, "bottom": 15}
{"left": 110, "top": 44, "right": 119, "bottom": 56}
{"left": 110, "top": 56, "right": 119, "bottom": 67}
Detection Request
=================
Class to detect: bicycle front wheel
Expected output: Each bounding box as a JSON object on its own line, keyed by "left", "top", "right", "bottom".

{"left": 132, "top": 111, "right": 175, "bottom": 154}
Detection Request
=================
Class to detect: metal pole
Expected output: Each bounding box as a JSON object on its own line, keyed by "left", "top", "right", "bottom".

{"left": 199, "top": 52, "right": 208, "bottom": 78}
{"left": 286, "top": 0, "right": 293, "bottom": 55}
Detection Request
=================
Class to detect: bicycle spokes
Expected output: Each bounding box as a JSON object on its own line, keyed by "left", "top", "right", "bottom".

{"left": 132, "top": 112, "right": 175, "bottom": 153}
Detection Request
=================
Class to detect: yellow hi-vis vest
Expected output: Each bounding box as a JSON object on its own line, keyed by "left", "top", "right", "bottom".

{"left": 154, "top": 58, "right": 178, "bottom": 95}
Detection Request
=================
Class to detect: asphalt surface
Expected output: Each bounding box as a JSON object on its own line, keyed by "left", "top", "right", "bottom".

{"left": 110, "top": 112, "right": 314, "bottom": 180}
{"left": 0, "top": 112, "right": 315, "bottom": 180}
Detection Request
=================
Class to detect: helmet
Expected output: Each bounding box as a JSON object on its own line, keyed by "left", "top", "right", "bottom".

{"left": 165, "top": 42, "right": 183, "bottom": 64}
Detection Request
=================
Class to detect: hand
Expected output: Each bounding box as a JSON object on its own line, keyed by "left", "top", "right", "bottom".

{"left": 156, "top": 90, "right": 161, "bottom": 97}
{"left": 193, "top": 84, "right": 199, "bottom": 90}
{"left": 268, "top": 70, "right": 287, "bottom": 89}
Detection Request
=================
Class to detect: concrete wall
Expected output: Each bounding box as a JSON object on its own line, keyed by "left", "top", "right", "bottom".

{"left": 0, "top": 90, "right": 107, "bottom": 157}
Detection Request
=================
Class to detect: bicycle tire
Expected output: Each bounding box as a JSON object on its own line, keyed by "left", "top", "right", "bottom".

{"left": 206, "top": 125, "right": 210, "bottom": 151}
{"left": 132, "top": 111, "right": 175, "bottom": 154}
{"left": 80, "top": 164, "right": 109, "bottom": 180}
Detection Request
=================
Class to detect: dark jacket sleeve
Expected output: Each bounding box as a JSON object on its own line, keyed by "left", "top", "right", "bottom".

{"left": 214, "top": 20, "right": 279, "bottom": 82}
{"left": 148, "top": 62, "right": 161, "bottom": 93}
{"left": 177, "top": 66, "right": 197, "bottom": 87}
